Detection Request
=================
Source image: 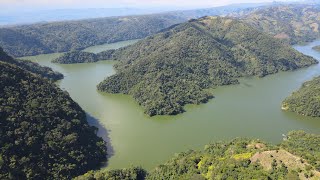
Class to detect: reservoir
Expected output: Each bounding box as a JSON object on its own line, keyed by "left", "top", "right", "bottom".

{"left": 23, "top": 39, "right": 320, "bottom": 170}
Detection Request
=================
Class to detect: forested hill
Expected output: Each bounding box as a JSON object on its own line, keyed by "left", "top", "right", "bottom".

{"left": 0, "top": 50, "right": 107, "bottom": 179}
{"left": 97, "top": 16, "right": 317, "bottom": 116}
{"left": 282, "top": 76, "right": 320, "bottom": 117}
{"left": 0, "top": 47, "right": 63, "bottom": 81}
{"left": 240, "top": 5, "right": 320, "bottom": 44}
{"left": 0, "top": 3, "right": 288, "bottom": 57}
{"left": 77, "top": 131, "right": 320, "bottom": 180}
{"left": 0, "top": 14, "right": 186, "bottom": 57}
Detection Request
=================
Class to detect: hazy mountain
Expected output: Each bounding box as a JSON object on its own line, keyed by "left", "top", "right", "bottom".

{"left": 239, "top": 4, "right": 320, "bottom": 44}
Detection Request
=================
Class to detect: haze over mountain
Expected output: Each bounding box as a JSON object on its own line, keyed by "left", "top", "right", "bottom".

{"left": 0, "top": 0, "right": 302, "bottom": 26}
{"left": 0, "top": 3, "right": 275, "bottom": 57}
{"left": 240, "top": 4, "right": 320, "bottom": 44}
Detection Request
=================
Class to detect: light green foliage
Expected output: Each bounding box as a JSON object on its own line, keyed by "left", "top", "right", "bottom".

{"left": 282, "top": 76, "right": 320, "bottom": 117}
{"left": 97, "top": 16, "right": 317, "bottom": 116}
{"left": 280, "top": 131, "right": 320, "bottom": 170}
{"left": 75, "top": 167, "right": 147, "bottom": 180}
{"left": 77, "top": 131, "right": 320, "bottom": 180}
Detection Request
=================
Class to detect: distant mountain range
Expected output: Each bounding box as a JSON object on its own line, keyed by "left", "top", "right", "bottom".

{"left": 0, "top": 2, "right": 290, "bottom": 26}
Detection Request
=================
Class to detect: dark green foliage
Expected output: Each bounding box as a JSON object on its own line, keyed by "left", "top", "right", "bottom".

{"left": 282, "top": 76, "right": 320, "bottom": 117}
{"left": 241, "top": 5, "right": 320, "bottom": 44}
{"left": 98, "top": 16, "right": 317, "bottom": 116}
{"left": 52, "top": 49, "right": 118, "bottom": 64}
{"left": 0, "top": 51, "right": 107, "bottom": 179}
{"left": 280, "top": 131, "right": 320, "bottom": 170}
{"left": 0, "top": 14, "right": 185, "bottom": 57}
{"left": 312, "top": 45, "right": 320, "bottom": 52}
{"left": 75, "top": 167, "right": 147, "bottom": 180}
{"left": 0, "top": 47, "right": 63, "bottom": 81}
{"left": 52, "top": 51, "right": 99, "bottom": 64}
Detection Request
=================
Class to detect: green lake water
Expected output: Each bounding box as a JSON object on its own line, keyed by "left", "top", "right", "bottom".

{"left": 23, "top": 40, "right": 320, "bottom": 170}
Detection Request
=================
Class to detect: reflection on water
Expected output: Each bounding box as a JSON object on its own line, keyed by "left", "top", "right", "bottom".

{"left": 22, "top": 40, "right": 320, "bottom": 171}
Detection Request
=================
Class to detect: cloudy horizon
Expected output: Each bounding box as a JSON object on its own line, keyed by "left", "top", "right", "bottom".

{"left": 1, "top": 0, "right": 299, "bottom": 11}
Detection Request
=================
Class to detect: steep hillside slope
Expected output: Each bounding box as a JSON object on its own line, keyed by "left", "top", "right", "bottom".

{"left": 0, "top": 47, "right": 63, "bottom": 81}
{"left": 282, "top": 76, "right": 320, "bottom": 117}
{"left": 97, "top": 16, "right": 317, "bottom": 116}
{"left": 0, "top": 50, "right": 107, "bottom": 179}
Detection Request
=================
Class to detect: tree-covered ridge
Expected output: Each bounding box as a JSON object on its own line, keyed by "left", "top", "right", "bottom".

{"left": 282, "top": 76, "right": 320, "bottom": 117}
{"left": 52, "top": 51, "right": 99, "bottom": 64}
{"left": 97, "top": 16, "right": 317, "bottom": 116}
{"left": 52, "top": 49, "right": 118, "bottom": 64}
{"left": 312, "top": 45, "right": 320, "bottom": 52}
{"left": 0, "top": 51, "right": 107, "bottom": 179}
{"left": 0, "top": 47, "right": 63, "bottom": 81}
{"left": 240, "top": 5, "right": 320, "bottom": 44}
{"left": 76, "top": 131, "right": 320, "bottom": 180}
{"left": 0, "top": 3, "right": 276, "bottom": 58}
{"left": 0, "top": 14, "right": 185, "bottom": 57}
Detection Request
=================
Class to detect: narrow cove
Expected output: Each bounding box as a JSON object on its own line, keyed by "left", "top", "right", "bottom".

{"left": 22, "top": 39, "right": 320, "bottom": 171}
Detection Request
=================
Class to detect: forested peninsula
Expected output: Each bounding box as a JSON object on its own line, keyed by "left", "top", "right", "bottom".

{"left": 282, "top": 76, "right": 320, "bottom": 117}
{"left": 0, "top": 48, "right": 107, "bottom": 179}
{"left": 52, "top": 49, "right": 117, "bottom": 64}
{"left": 97, "top": 16, "right": 317, "bottom": 116}
{"left": 76, "top": 131, "right": 320, "bottom": 180}
{"left": 312, "top": 45, "right": 320, "bottom": 52}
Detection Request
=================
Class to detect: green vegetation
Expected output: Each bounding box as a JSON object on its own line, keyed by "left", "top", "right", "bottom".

{"left": 97, "top": 16, "right": 317, "bottom": 116}
{"left": 52, "top": 49, "right": 118, "bottom": 64}
{"left": 312, "top": 45, "right": 320, "bottom": 52}
{"left": 282, "top": 76, "right": 320, "bottom": 117}
{"left": 280, "top": 130, "right": 320, "bottom": 171}
{"left": 0, "top": 14, "right": 185, "bottom": 57}
{"left": 241, "top": 5, "right": 320, "bottom": 44}
{"left": 52, "top": 51, "right": 99, "bottom": 64}
{"left": 0, "top": 49, "right": 107, "bottom": 179}
{"left": 0, "top": 47, "right": 63, "bottom": 81}
{"left": 0, "top": 3, "right": 270, "bottom": 57}
{"left": 76, "top": 131, "right": 320, "bottom": 180}
{"left": 75, "top": 167, "right": 147, "bottom": 180}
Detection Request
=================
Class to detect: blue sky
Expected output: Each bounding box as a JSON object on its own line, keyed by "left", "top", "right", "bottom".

{"left": 1, "top": 0, "right": 296, "bottom": 10}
